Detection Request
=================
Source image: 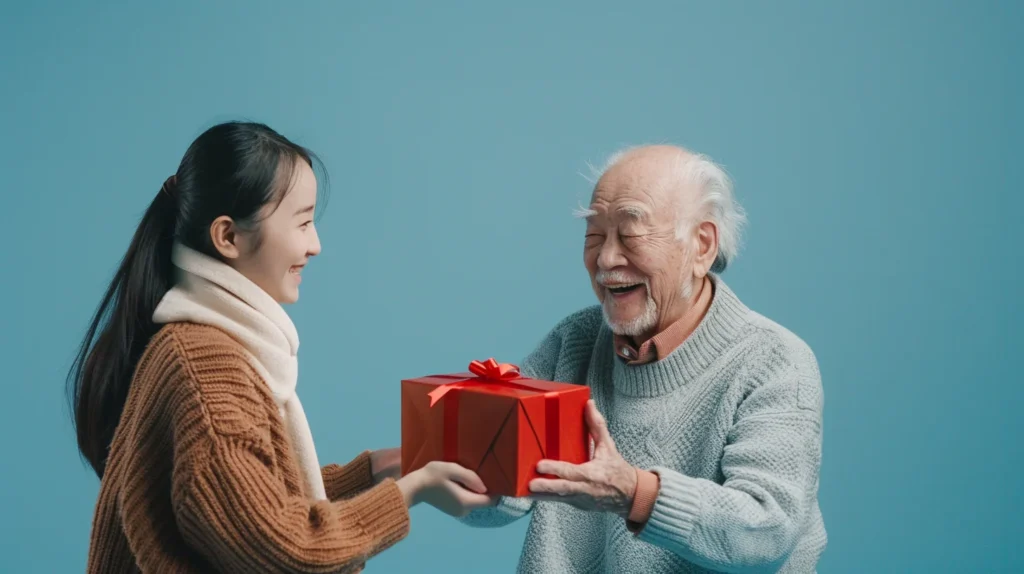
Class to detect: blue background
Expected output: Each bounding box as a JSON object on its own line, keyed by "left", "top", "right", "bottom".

{"left": 1, "top": 1, "right": 1020, "bottom": 572}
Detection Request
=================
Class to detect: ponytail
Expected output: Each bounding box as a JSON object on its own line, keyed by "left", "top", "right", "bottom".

{"left": 67, "top": 178, "right": 178, "bottom": 478}
{"left": 67, "top": 121, "right": 327, "bottom": 478}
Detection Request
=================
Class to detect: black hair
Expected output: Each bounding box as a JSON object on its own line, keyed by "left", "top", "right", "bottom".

{"left": 66, "top": 121, "right": 327, "bottom": 478}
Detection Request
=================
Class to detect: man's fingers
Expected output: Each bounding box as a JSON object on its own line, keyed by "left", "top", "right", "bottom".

{"left": 585, "top": 400, "right": 616, "bottom": 452}
{"left": 529, "top": 478, "right": 584, "bottom": 496}
{"left": 536, "top": 459, "right": 588, "bottom": 481}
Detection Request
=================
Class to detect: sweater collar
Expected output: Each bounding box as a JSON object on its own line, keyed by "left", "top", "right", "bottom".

{"left": 612, "top": 274, "right": 714, "bottom": 364}
{"left": 609, "top": 274, "right": 751, "bottom": 397}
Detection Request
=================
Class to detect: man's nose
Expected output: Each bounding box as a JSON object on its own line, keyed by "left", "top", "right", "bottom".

{"left": 596, "top": 234, "right": 626, "bottom": 270}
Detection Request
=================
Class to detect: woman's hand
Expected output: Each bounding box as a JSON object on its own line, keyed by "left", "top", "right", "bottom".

{"left": 369, "top": 447, "right": 402, "bottom": 484}
{"left": 396, "top": 461, "right": 498, "bottom": 517}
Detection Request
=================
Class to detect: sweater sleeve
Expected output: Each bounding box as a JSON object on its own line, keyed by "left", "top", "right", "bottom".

{"left": 457, "top": 495, "right": 535, "bottom": 528}
{"left": 636, "top": 372, "right": 824, "bottom": 573}
{"left": 168, "top": 338, "right": 412, "bottom": 573}
{"left": 175, "top": 436, "right": 410, "bottom": 573}
{"left": 322, "top": 451, "right": 375, "bottom": 501}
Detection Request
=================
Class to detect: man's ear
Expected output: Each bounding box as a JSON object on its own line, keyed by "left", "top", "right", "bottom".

{"left": 693, "top": 220, "right": 719, "bottom": 278}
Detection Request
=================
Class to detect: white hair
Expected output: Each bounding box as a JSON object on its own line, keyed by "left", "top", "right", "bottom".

{"left": 575, "top": 146, "right": 747, "bottom": 273}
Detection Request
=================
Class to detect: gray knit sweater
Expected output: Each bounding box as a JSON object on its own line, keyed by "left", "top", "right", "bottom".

{"left": 460, "top": 276, "right": 826, "bottom": 573}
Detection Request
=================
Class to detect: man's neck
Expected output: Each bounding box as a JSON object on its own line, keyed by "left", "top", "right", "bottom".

{"left": 632, "top": 275, "right": 713, "bottom": 348}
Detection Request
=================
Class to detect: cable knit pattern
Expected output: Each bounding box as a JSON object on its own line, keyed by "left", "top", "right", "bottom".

{"left": 460, "top": 276, "right": 826, "bottom": 573}
{"left": 85, "top": 323, "right": 410, "bottom": 573}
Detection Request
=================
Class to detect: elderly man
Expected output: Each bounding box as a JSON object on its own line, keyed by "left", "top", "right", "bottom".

{"left": 460, "top": 145, "right": 826, "bottom": 573}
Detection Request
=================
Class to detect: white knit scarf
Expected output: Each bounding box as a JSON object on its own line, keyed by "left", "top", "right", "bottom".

{"left": 153, "top": 242, "right": 327, "bottom": 500}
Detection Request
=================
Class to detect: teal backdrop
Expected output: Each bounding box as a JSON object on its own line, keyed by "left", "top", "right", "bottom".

{"left": 1, "top": 1, "right": 1020, "bottom": 572}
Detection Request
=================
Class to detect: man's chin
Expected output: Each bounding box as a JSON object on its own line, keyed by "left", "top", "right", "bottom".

{"left": 606, "top": 316, "right": 633, "bottom": 332}
{"left": 602, "top": 310, "right": 654, "bottom": 337}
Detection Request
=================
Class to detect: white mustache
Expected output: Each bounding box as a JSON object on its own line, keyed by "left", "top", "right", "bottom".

{"left": 596, "top": 270, "right": 647, "bottom": 287}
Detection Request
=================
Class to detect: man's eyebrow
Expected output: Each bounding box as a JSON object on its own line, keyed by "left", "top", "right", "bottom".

{"left": 572, "top": 204, "right": 650, "bottom": 223}
{"left": 572, "top": 205, "right": 598, "bottom": 221}
{"left": 616, "top": 204, "right": 650, "bottom": 220}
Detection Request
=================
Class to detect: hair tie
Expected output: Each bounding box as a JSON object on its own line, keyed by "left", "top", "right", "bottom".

{"left": 161, "top": 175, "right": 178, "bottom": 200}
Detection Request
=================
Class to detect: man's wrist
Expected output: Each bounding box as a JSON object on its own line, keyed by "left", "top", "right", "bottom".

{"left": 619, "top": 464, "right": 641, "bottom": 517}
{"left": 626, "top": 468, "right": 660, "bottom": 531}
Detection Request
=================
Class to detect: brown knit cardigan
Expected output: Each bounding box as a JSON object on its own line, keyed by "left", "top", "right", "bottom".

{"left": 86, "top": 323, "right": 410, "bottom": 573}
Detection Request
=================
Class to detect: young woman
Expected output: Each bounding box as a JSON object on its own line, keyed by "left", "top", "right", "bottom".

{"left": 68, "top": 121, "right": 493, "bottom": 573}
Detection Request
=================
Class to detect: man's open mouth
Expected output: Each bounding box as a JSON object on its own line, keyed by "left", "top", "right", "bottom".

{"left": 607, "top": 284, "right": 643, "bottom": 295}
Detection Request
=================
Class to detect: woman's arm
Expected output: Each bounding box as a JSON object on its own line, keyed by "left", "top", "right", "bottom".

{"left": 322, "top": 450, "right": 375, "bottom": 500}
{"left": 175, "top": 432, "right": 409, "bottom": 573}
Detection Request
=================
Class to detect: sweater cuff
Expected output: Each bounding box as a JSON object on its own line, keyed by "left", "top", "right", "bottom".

{"left": 341, "top": 479, "right": 411, "bottom": 552}
{"left": 322, "top": 450, "right": 374, "bottom": 501}
{"left": 636, "top": 467, "right": 702, "bottom": 549}
{"left": 626, "top": 468, "right": 660, "bottom": 533}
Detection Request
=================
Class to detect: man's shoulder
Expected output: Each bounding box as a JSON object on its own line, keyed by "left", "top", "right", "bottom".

{"left": 735, "top": 310, "right": 823, "bottom": 412}
{"left": 715, "top": 278, "right": 818, "bottom": 377}
{"left": 744, "top": 311, "right": 817, "bottom": 366}
{"left": 520, "top": 305, "right": 605, "bottom": 381}
{"left": 549, "top": 304, "right": 605, "bottom": 340}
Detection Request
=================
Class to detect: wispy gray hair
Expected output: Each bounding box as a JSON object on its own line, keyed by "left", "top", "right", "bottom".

{"left": 574, "top": 146, "right": 747, "bottom": 273}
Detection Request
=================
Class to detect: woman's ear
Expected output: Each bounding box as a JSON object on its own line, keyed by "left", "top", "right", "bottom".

{"left": 209, "top": 216, "right": 241, "bottom": 259}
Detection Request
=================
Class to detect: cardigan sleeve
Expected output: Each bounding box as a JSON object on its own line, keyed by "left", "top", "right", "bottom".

{"left": 322, "top": 451, "right": 376, "bottom": 501}
{"left": 168, "top": 336, "right": 411, "bottom": 573}
{"left": 175, "top": 432, "right": 410, "bottom": 573}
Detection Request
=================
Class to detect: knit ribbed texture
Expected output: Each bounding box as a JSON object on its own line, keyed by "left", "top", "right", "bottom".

{"left": 86, "top": 323, "right": 410, "bottom": 573}
{"left": 460, "top": 276, "right": 827, "bottom": 573}
{"left": 322, "top": 451, "right": 375, "bottom": 501}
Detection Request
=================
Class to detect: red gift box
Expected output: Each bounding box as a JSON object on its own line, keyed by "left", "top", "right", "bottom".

{"left": 401, "top": 359, "right": 591, "bottom": 497}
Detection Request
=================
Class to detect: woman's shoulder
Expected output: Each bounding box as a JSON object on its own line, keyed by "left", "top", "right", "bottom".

{"left": 149, "top": 322, "right": 250, "bottom": 363}
{"left": 142, "top": 323, "right": 275, "bottom": 437}
{"left": 142, "top": 323, "right": 253, "bottom": 381}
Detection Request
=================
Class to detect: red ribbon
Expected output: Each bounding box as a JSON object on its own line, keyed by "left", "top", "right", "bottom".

{"left": 428, "top": 358, "right": 562, "bottom": 464}
{"left": 428, "top": 359, "right": 528, "bottom": 406}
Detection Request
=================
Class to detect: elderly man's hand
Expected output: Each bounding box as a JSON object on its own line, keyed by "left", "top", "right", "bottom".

{"left": 528, "top": 400, "right": 638, "bottom": 516}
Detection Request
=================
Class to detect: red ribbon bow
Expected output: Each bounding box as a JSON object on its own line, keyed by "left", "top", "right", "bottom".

{"left": 468, "top": 358, "right": 520, "bottom": 381}
{"left": 427, "top": 358, "right": 534, "bottom": 407}
{"left": 424, "top": 358, "right": 566, "bottom": 465}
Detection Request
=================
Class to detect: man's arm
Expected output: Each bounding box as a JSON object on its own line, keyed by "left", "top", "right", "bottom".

{"left": 457, "top": 495, "right": 536, "bottom": 528}
{"left": 635, "top": 372, "right": 824, "bottom": 573}
{"left": 528, "top": 362, "right": 823, "bottom": 573}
